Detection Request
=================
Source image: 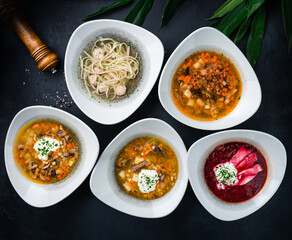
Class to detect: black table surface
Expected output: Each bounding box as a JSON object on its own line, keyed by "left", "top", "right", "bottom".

{"left": 1, "top": 0, "right": 291, "bottom": 239}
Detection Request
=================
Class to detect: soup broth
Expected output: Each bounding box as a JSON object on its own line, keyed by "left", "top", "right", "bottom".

{"left": 13, "top": 119, "right": 79, "bottom": 184}
{"left": 171, "top": 51, "right": 242, "bottom": 121}
{"left": 115, "top": 136, "right": 179, "bottom": 200}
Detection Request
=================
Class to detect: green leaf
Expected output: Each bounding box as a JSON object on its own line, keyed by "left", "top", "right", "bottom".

{"left": 161, "top": 0, "right": 185, "bottom": 28}
{"left": 216, "top": 1, "right": 246, "bottom": 33}
{"left": 282, "top": 0, "right": 292, "bottom": 52}
{"left": 82, "top": 0, "right": 133, "bottom": 21}
{"left": 221, "top": 0, "right": 266, "bottom": 37}
{"left": 234, "top": 15, "right": 253, "bottom": 44}
{"left": 207, "top": 0, "right": 244, "bottom": 20}
{"left": 246, "top": 0, "right": 266, "bottom": 18}
{"left": 125, "top": 0, "right": 153, "bottom": 26}
{"left": 132, "top": 0, "right": 153, "bottom": 26}
{"left": 125, "top": 0, "right": 145, "bottom": 23}
{"left": 246, "top": 4, "right": 266, "bottom": 67}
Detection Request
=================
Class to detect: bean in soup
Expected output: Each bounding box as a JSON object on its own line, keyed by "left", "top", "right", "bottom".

{"left": 115, "top": 136, "right": 179, "bottom": 200}
{"left": 171, "top": 51, "right": 242, "bottom": 121}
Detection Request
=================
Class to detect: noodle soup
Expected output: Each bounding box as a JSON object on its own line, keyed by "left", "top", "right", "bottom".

{"left": 78, "top": 36, "right": 142, "bottom": 102}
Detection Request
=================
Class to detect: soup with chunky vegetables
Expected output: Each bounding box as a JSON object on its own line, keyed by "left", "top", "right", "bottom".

{"left": 115, "top": 136, "right": 179, "bottom": 200}
{"left": 171, "top": 51, "right": 242, "bottom": 121}
{"left": 13, "top": 119, "right": 79, "bottom": 184}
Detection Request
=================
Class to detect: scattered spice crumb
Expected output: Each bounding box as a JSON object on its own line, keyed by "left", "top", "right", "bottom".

{"left": 23, "top": 67, "right": 74, "bottom": 109}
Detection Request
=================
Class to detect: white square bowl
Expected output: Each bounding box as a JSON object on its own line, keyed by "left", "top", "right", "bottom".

{"left": 187, "top": 130, "right": 286, "bottom": 221}
{"left": 89, "top": 118, "right": 188, "bottom": 218}
{"left": 4, "top": 106, "right": 99, "bottom": 207}
{"left": 65, "top": 19, "right": 164, "bottom": 125}
{"left": 158, "top": 27, "right": 261, "bottom": 130}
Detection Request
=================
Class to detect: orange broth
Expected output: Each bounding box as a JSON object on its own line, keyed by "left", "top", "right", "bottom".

{"left": 115, "top": 136, "right": 179, "bottom": 200}
{"left": 171, "top": 51, "right": 242, "bottom": 121}
{"left": 13, "top": 119, "right": 79, "bottom": 184}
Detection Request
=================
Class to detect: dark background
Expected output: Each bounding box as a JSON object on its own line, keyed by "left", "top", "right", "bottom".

{"left": 0, "top": 0, "right": 291, "bottom": 239}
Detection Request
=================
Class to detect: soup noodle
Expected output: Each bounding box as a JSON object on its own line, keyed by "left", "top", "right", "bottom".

{"left": 79, "top": 37, "right": 140, "bottom": 100}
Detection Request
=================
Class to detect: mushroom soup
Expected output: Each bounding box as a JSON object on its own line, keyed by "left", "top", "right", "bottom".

{"left": 13, "top": 119, "right": 79, "bottom": 184}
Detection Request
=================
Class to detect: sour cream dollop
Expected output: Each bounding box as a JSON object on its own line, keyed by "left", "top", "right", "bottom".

{"left": 34, "top": 137, "right": 60, "bottom": 160}
{"left": 138, "top": 169, "right": 159, "bottom": 193}
{"left": 214, "top": 162, "right": 238, "bottom": 189}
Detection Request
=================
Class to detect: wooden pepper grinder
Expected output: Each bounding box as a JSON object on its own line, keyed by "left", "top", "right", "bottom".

{"left": 0, "top": 0, "right": 59, "bottom": 71}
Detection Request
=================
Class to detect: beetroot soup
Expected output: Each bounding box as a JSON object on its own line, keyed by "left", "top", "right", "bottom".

{"left": 204, "top": 142, "right": 267, "bottom": 203}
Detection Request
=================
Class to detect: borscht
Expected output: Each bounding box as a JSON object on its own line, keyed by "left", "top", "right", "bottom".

{"left": 171, "top": 51, "right": 242, "bottom": 121}
{"left": 204, "top": 142, "right": 267, "bottom": 203}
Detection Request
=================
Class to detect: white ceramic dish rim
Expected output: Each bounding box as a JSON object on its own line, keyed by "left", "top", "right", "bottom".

{"left": 4, "top": 105, "right": 100, "bottom": 208}
{"left": 187, "top": 129, "right": 287, "bottom": 221}
{"left": 158, "top": 27, "right": 262, "bottom": 130}
{"left": 65, "top": 19, "right": 164, "bottom": 125}
{"left": 89, "top": 118, "right": 188, "bottom": 218}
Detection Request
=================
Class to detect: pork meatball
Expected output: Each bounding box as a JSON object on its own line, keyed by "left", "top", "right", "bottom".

{"left": 115, "top": 85, "right": 127, "bottom": 96}
{"left": 92, "top": 48, "right": 106, "bottom": 59}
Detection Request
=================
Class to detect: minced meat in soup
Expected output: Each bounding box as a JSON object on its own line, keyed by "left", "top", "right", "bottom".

{"left": 171, "top": 51, "right": 242, "bottom": 121}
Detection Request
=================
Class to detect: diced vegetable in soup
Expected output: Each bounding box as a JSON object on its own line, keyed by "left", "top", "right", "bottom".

{"left": 115, "top": 137, "right": 179, "bottom": 200}
{"left": 171, "top": 51, "right": 242, "bottom": 121}
{"left": 13, "top": 119, "right": 79, "bottom": 184}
